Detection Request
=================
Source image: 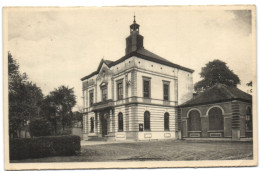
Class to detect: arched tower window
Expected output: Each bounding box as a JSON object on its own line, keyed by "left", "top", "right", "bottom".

{"left": 208, "top": 107, "right": 224, "bottom": 131}
{"left": 118, "top": 112, "right": 123, "bottom": 132}
{"left": 144, "top": 111, "right": 150, "bottom": 131}
{"left": 164, "top": 113, "right": 169, "bottom": 131}
{"left": 188, "top": 110, "right": 201, "bottom": 131}
{"left": 246, "top": 107, "right": 252, "bottom": 130}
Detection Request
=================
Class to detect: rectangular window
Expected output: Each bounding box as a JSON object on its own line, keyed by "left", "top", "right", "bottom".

{"left": 117, "top": 81, "right": 123, "bottom": 100}
{"left": 90, "top": 117, "right": 94, "bottom": 133}
{"left": 89, "top": 90, "right": 94, "bottom": 107}
{"left": 143, "top": 78, "right": 151, "bottom": 98}
{"left": 163, "top": 83, "right": 169, "bottom": 101}
{"left": 101, "top": 86, "right": 107, "bottom": 101}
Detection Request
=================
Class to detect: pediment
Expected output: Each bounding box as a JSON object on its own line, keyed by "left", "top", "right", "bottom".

{"left": 81, "top": 58, "right": 114, "bottom": 81}
{"left": 96, "top": 59, "right": 113, "bottom": 74}
{"left": 96, "top": 61, "right": 113, "bottom": 81}
{"left": 99, "top": 63, "right": 110, "bottom": 74}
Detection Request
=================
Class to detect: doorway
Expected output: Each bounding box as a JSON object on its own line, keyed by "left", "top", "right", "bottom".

{"left": 100, "top": 113, "right": 108, "bottom": 137}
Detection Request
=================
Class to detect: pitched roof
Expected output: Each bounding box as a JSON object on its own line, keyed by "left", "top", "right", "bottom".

{"left": 80, "top": 59, "right": 114, "bottom": 81}
{"left": 136, "top": 48, "right": 174, "bottom": 64}
{"left": 81, "top": 48, "right": 194, "bottom": 81}
{"left": 179, "top": 83, "right": 252, "bottom": 107}
{"left": 104, "top": 60, "right": 113, "bottom": 65}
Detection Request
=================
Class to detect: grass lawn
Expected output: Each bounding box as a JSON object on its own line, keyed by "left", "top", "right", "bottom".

{"left": 11, "top": 140, "right": 253, "bottom": 162}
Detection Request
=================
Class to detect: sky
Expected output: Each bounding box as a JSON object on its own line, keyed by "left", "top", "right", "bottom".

{"left": 7, "top": 7, "right": 254, "bottom": 111}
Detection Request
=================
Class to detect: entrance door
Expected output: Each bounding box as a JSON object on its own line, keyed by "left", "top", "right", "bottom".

{"left": 100, "top": 113, "right": 108, "bottom": 137}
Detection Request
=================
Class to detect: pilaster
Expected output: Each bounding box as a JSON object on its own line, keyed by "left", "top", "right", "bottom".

{"left": 83, "top": 113, "right": 88, "bottom": 140}
{"left": 232, "top": 101, "right": 241, "bottom": 140}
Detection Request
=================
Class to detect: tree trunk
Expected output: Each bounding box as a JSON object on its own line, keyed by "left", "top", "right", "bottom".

{"left": 62, "top": 118, "right": 65, "bottom": 131}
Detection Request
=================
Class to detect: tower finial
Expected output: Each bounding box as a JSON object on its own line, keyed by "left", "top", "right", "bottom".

{"left": 134, "top": 13, "right": 136, "bottom": 23}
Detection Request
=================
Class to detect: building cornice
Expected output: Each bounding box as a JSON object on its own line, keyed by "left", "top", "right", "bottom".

{"left": 179, "top": 98, "right": 252, "bottom": 108}
{"left": 81, "top": 51, "right": 194, "bottom": 81}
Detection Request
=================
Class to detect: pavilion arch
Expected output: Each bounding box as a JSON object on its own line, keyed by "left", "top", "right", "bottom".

{"left": 246, "top": 106, "right": 252, "bottom": 117}
{"left": 206, "top": 105, "right": 225, "bottom": 116}
{"left": 207, "top": 106, "right": 224, "bottom": 131}
{"left": 187, "top": 109, "right": 202, "bottom": 131}
{"left": 187, "top": 108, "right": 202, "bottom": 118}
{"left": 246, "top": 106, "right": 252, "bottom": 113}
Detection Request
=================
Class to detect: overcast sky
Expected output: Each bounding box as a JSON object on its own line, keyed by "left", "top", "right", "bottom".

{"left": 7, "top": 7, "right": 254, "bottom": 111}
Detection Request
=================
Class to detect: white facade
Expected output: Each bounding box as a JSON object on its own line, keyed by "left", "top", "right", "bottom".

{"left": 81, "top": 18, "right": 193, "bottom": 141}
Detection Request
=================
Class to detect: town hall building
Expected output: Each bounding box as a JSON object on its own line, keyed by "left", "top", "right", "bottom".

{"left": 81, "top": 17, "right": 194, "bottom": 141}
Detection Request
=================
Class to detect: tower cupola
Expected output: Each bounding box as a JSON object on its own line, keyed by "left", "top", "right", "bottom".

{"left": 125, "top": 16, "right": 144, "bottom": 55}
{"left": 130, "top": 16, "right": 140, "bottom": 33}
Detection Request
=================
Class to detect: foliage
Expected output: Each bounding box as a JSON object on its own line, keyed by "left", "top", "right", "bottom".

{"left": 72, "top": 111, "right": 83, "bottom": 127}
{"left": 73, "top": 111, "right": 82, "bottom": 121}
{"left": 41, "top": 86, "right": 76, "bottom": 131}
{"left": 8, "top": 52, "right": 78, "bottom": 139}
{"left": 28, "top": 118, "right": 52, "bottom": 137}
{"left": 9, "top": 135, "right": 81, "bottom": 160}
{"left": 40, "top": 95, "right": 60, "bottom": 135}
{"left": 58, "top": 128, "right": 72, "bottom": 135}
{"left": 194, "top": 59, "right": 240, "bottom": 93}
{"left": 8, "top": 52, "right": 44, "bottom": 138}
{"left": 246, "top": 81, "right": 252, "bottom": 93}
{"left": 246, "top": 81, "right": 252, "bottom": 87}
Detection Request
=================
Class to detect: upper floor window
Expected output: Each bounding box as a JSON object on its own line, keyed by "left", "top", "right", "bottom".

{"left": 117, "top": 80, "right": 123, "bottom": 100}
{"left": 163, "top": 82, "right": 170, "bottom": 101}
{"left": 143, "top": 77, "right": 151, "bottom": 98}
{"left": 89, "top": 90, "right": 94, "bottom": 107}
{"left": 101, "top": 86, "right": 107, "bottom": 101}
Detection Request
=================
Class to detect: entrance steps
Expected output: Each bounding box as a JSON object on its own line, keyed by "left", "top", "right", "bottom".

{"left": 88, "top": 137, "right": 107, "bottom": 141}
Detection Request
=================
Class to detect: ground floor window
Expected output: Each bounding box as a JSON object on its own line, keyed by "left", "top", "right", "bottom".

{"left": 208, "top": 107, "right": 223, "bottom": 131}
{"left": 144, "top": 111, "right": 150, "bottom": 130}
{"left": 118, "top": 112, "right": 123, "bottom": 131}
{"left": 188, "top": 110, "right": 201, "bottom": 131}
{"left": 90, "top": 117, "right": 94, "bottom": 133}
{"left": 164, "top": 112, "right": 169, "bottom": 131}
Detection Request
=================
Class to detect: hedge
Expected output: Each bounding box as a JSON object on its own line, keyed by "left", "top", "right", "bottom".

{"left": 29, "top": 118, "right": 52, "bottom": 137}
{"left": 10, "top": 135, "right": 81, "bottom": 160}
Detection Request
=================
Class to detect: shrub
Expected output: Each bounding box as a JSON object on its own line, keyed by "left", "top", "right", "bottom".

{"left": 29, "top": 118, "right": 52, "bottom": 137}
{"left": 10, "top": 135, "right": 81, "bottom": 160}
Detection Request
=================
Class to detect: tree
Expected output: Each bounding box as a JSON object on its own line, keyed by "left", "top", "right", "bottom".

{"left": 72, "top": 111, "right": 83, "bottom": 127}
{"left": 194, "top": 59, "right": 240, "bottom": 93}
{"left": 40, "top": 95, "right": 60, "bottom": 135}
{"left": 8, "top": 52, "right": 44, "bottom": 138}
{"left": 46, "top": 86, "right": 76, "bottom": 131}
{"left": 246, "top": 81, "right": 252, "bottom": 93}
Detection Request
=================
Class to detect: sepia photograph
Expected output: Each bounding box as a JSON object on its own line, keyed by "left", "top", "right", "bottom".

{"left": 3, "top": 6, "right": 257, "bottom": 170}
